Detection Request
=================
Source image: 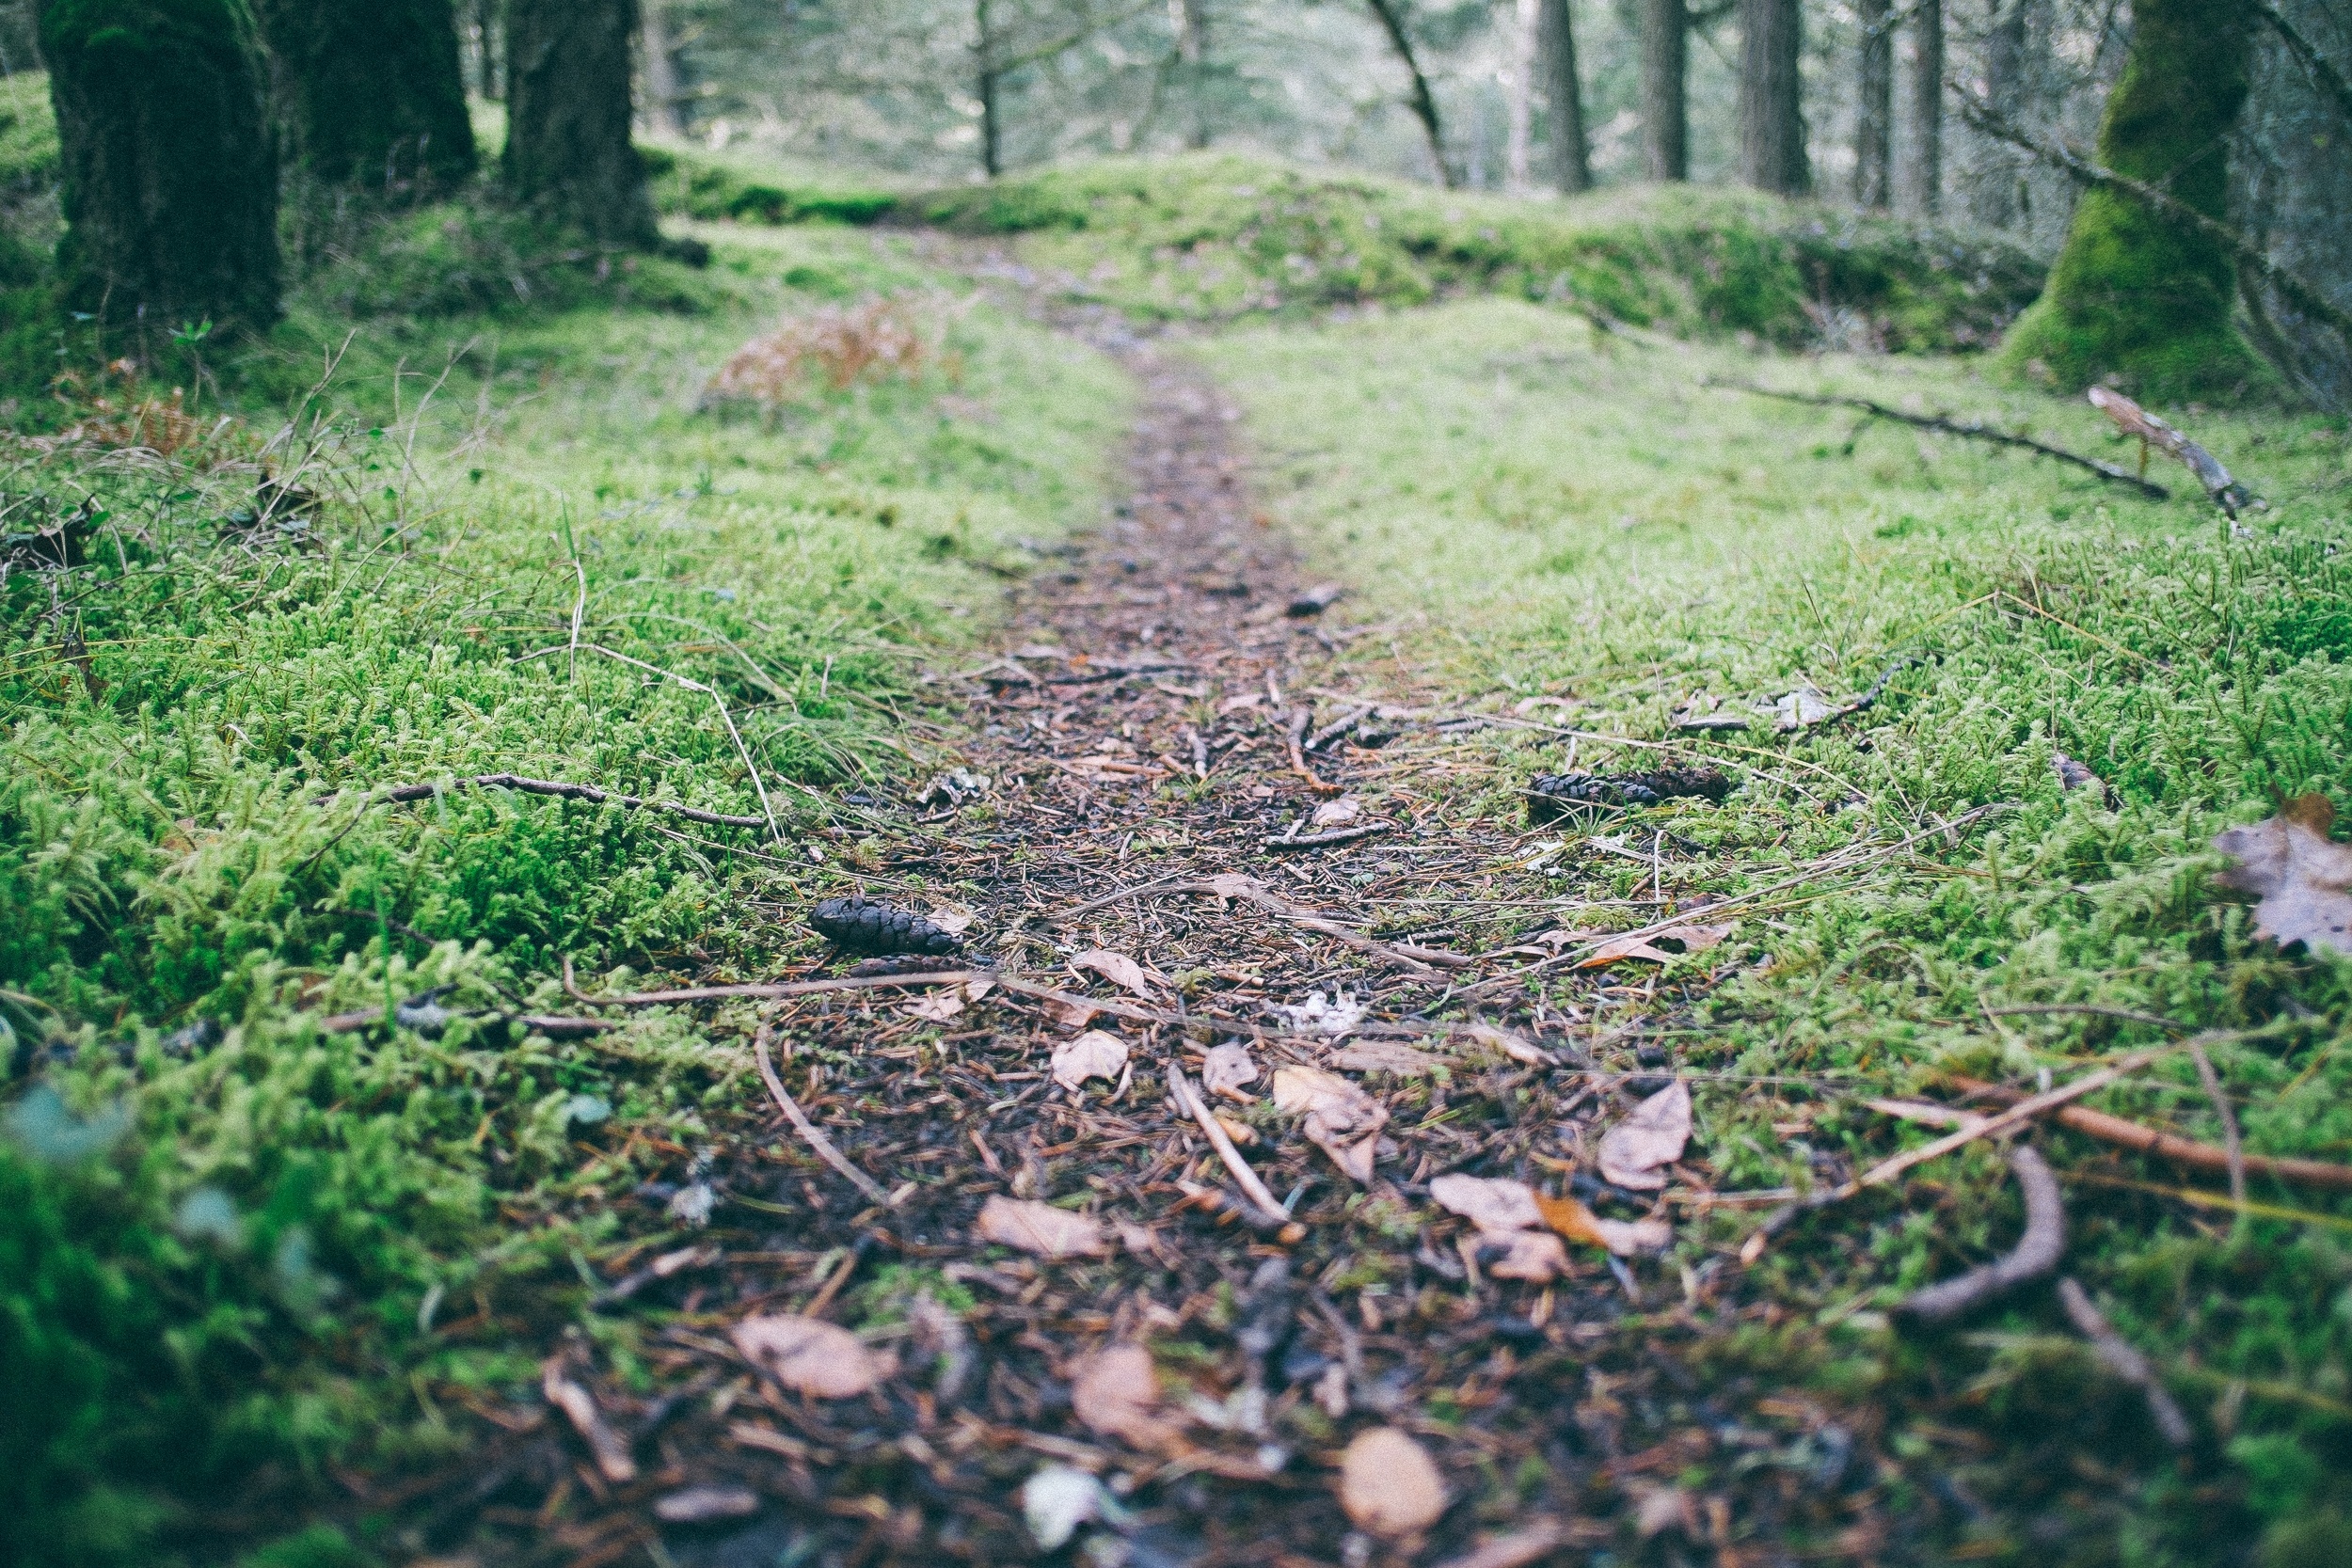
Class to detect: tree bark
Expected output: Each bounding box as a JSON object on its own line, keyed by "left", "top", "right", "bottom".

{"left": 1996, "top": 0, "right": 2260, "bottom": 395}
{"left": 1362, "top": 0, "right": 1452, "bottom": 186}
{"left": 1638, "top": 0, "right": 1686, "bottom": 181}
{"left": 1738, "top": 0, "right": 1807, "bottom": 195}
{"left": 474, "top": 0, "right": 500, "bottom": 100}
{"left": 1176, "top": 0, "right": 1209, "bottom": 150}
{"left": 255, "top": 0, "right": 476, "bottom": 190}
{"left": 976, "top": 0, "right": 1001, "bottom": 176}
{"left": 1970, "top": 0, "right": 2028, "bottom": 229}
{"left": 642, "top": 0, "right": 683, "bottom": 137}
{"left": 1505, "top": 0, "right": 1534, "bottom": 191}
{"left": 503, "top": 0, "right": 656, "bottom": 245}
{"left": 39, "top": 0, "right": 279, "bottom": 331}
{"left": 1540, "top": 0, "right": 1590, "bottom": 193}
{"left": 1852, "top": 0, "right": 1891, "bottom": 208}
{"left": 1899, "top": 0, "right": 1941, "bottom": 215}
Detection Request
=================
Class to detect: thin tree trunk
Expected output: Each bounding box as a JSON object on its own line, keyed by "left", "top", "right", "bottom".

{"left": 40, "top": 0, "right": 280, "bottom": 331}
{"left": 1639, "top": 0, "right": 1686, "bottom": 181}
{"left": 976, "top": 0, "right": 1002, "bottom": 177}
{"left": 1739, "top": 0, "right": 1807, "bottom": 195}
{"left": 1362, "top": 0, "right": 1453, "bottom": 186}
{"left": 1971, "top": 0, "right": 2027, "bottom": 228}
{"left": 1539, "top": 0, "right": 1589, "bottom": 192}
{"left": 1176, "top": 0, "right": 1209, "bottom": 150}
{"left": 1900, "top": 0, "right": 1941, "bottom": 215}
{"left": 475, "top": 0, "right": 500, "bottom": 100}
{"left": 1853, "top": 0, "right": 1892, "bottom": 208}
{"left": 1505, "top": 0, "right": 1535, "bottom": 191}
{"left": 642, "top": 0, "right": 684, "bottom": 137}
{"left": 256, "top": 0, "right": 476, "bottom": 190}
{"left": 504, "top": 0, "right": 657, "bottom": 245}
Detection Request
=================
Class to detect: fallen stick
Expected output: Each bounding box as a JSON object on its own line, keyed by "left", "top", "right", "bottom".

{"left": 323, "top": 773, "right": 771, "bottom": 831}
{"left": 2057, "top": 1277, "right": 2192, "bottom": 1448}
{"left": 542, "top": 1356, "right": 637, "bottom": 1482}
{"left": 564, "top": 957, "right": 988, "bottom": 1006}
{"left": 1281, "top": 706, "right": 1342, "bottom": 794}
{"left": 1947, "top": 1074, "right": 2352, "bottom": 1192}
{"left": 2187, "top": 1040, "right": 2247, "bottom": 1209}
{"left": 1894, "top": 1145, "right": 2065, "bottom": 1323}
{"left": 1263, "top": 822, "right": 1394, "bottom": 850}
{"left": 2088, "top": 388, "right": 2260, "bottom": 517}
{"left": 321, "top": 1007, "right": 612, "bottom": 1037}
{"left": 753, "top": 1017, "right": 892, "bottom": 1207}
{"left": 1168, "top": 1060, "right": 1295, "bottom": 1230}
{"left": 1707, "top": 380, "right": 2169, "bottom": 500}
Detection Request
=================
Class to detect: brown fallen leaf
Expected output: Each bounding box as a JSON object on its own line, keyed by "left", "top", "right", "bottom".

{"left": 975, "top": 1195, "right": 1110, "bottom": 1259}
{"left": 2213, "top": 794, "right": 2352, "bottom": 956}
{"left": 1311, "top": 795, "right": 1364, "bottom": 828}
{"left": 1271, "top": 1064, "right": 1390, "bottom": 1183}
{"left": 1576, "top": 923, "right": 1734, "bottom": 968}
{"left": 1072, "top": 948, "right": 1156, "bottom": 997}
{"left": 1429, "top": 1172, "right": 1545, "bottom": 1235}
{"left": 1051, "top": 1029, "right": 1128, "bottom": 1092}
{"left": 1534, "top": 1192, "right": 1673, "bottom": 1256}
{"left": 731, "top": 1315, "right": 894, "bottom": 1399}
{"left": 1478, "top": 1227, "right": 1569, "bottom": 1281}
{"left": 1070, "top": 1343, "right": 1171, "bottom": 1446}
{"left": 1201, "top": 1040, "right": 1260, "bottom": 1097}
{"left": 902, "top": 990, "right": 965, "bottom": 1023}
{"left": 1429, "top": 1517, "right": 1573, "bottom": 1568}
{"left": 1041, "top": 994, "right": 1100, "bottom": 1028}
{"left": 1339, "top": 1426, "right": 1447, "bottom": 1538}
{"left": 1596, "top": 1078, "right": 1692, "bottom": 1192}
{"left": 1771, "top": 681, "right": 1843, "bottom": 731}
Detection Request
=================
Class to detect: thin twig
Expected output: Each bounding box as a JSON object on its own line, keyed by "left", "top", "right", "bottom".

{"left": 323, "top": 773, "right": 771, "bottom": 830}
{"left": 542, "top": 1356, "right": 637, "bottom": 1482}
{"left": 2187, "top": 1040, "right": 2247, "bottom": 1210}
{"left": 1263, "top": 822, "right": 1394, "bottom": 850}
{"left": 1947, "top": 1074, "right": 2352, "bottom": 1192}
{"left": 754, "top": 1015, "right": 892, "bottom": 1207}
{"left": 2057, "top": 1277, "right": 2192, "bottom": 1447}
{"left": 1985, "top": 1003, "right": 2186, "bottom": 1031}
{"left": 1894, "top": 1145, "right": 2065, "bottom": 1323}
{"left": 1168, "top": 1060, "right": 1293, "bottom": 1227}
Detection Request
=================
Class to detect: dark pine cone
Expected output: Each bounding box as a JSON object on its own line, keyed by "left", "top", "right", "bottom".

{"left": 809, "top": 896, "right": 962, "bottom": 956}
{"left": 1527, "top": 767, "right": 1734, "bottom": 822}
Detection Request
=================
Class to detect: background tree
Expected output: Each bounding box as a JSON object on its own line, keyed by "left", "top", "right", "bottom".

{"left": 503, "top": 0, "right": 656, "bottom": 245}
{"left": 1539, "top": 0, "right": 1589, "bottom": 192}
{"left": 1852, "top": 0, "right": 1890, "bottom": 208}
{"left": 39, "top": 0, "right": 279, "bottom": 330}
{"left": 1737, "top": 0, "right": 1804, "bottom": 194}
{"left": 1998, "top": 0, "right": 2259, "bottom": 393}
{"left": 643, "top": 0, "right": 686, "bottom": 137}
{"left": 1638, "top": 0, "right": 1685, "bottom": 180}
{"left": 1361, "top": 0, "right": 1452, "bottom": 184}
{"left": 256, "top": 0, "right": 475, "bottom": 190}
{"left": 1899, "top": 0, "right": 1940, "bottom": 214}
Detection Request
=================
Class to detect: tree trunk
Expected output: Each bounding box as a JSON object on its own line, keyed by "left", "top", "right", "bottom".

{"left": 39, "top": 0, "right": 279, "bottom": 331}
{"left": 976, "top": 0, "right": 1001, "bottom": 177}
{"left": 1505, "top": 0, "right": 1534, "bottom": 191}
{"left": 475, "top": 0, "right": 500, "bottom": 100}
{"left": 503, "top": 0, "right": 655, "bottom": 245}
{"left": 1969, "top": 0, "right": 2028, "bottom": 230}
{"left": 1638, "top": 0, "right": 1686, "bottom": 180}
{"left": 1176, "top": 0, "right": 1209, "bottom": 150}
{"left": 642, "top": 0, "right": 683, "bottom": 137}
{"left": 256, "top": 0, "right": 476, "bottom": 190}
{"left": 1852, "top": 0, "right": 1891, "bottom": 208}
{"left": 1362, "top": 0, "right": 1452, "bottom": 186}
{"left": 1899, "top": 0, "right": 1941, "bottom": 215}
{"left": 1738, "top": 0, "right": 1807, "bottom": 195}
{"left": 1540, "top": 0, "right": 1590, "bottom": 193}
{"left": 1997, "top": 0, "right": 2260, "bottom": 395}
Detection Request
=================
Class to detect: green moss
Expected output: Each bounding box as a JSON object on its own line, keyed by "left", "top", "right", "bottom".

{"left": 1997, "top": 0, "right": 2264, "bottom": 397}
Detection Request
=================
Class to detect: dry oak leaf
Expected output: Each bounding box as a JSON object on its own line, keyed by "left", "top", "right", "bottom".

{"left": 1577, "top": 923, "right": 1734, "bottom": 969}
{"left": 901, "top": 990, "right": 964, "bottom": 1023}
{"left": 1311, "top": 795, "right": 1364, "bottom": 829}
{"left": 2213, "top": 795, "right": 2352, "bottom": 956}
{"left": 1596, "top": 1078, "right": 1692, "bottom": 1192}
{"left": 1339, "top": 1426, "right": 1448, "bottom": 1538}
{"left": 731, "top": 1314, "right": 895, "bottom": 1399}
{"left": 1271, "top": 1064, "right": 1390, "bottom": 1184}
{"left": 1051, "top": 1029, "right": 1128, "bottom": 1092}
{"left": 1070, "top": 1344, "right": 1171, "bottom": 1446}
{"left": 1478, "top": 1227, "right": 1570, "bottom": 1281}
{"left": 1201, "top": 1040, "right": 1261, "bottom": 1097}
{"left": 1429, "top": 1173, "right": 1545, "bottom": 1235}
{"left": 1534, "top": 1192, "right": 1672, "bottom": 1257}
{"left": 975, "top": 1195, "right": 1110, "bottom": 1259}
{"left": 1071, "top": 948, "right": 1157, "bottom": 997}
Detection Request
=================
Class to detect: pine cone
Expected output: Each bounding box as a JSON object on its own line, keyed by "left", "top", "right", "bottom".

{"left": 809, "top": 897, "right": 962, "bottom": 956}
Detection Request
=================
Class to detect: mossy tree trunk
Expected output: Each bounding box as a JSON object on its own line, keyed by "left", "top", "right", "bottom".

{"left": 1853, "top": 0, "right": 1891, "bottom": 209}
{"left": 1540, "top": 0, "right": 1590, "bottom": 194}
{"left": 1738, "top": 0, "right": 1807, "bottom": 196}
{"left": 503, "top": 0, "right": 655, "bottom": 245}
{"left": 1899, "top": 0, "right": 1941, "bottom": 215}
{"left": 38, "top": 0, "right": 279, "bottom": 332}
{"left": 256, "top": 0, "right": 475, "bottom": 191}
{"left": 1997, "top": 0, "right": 2260, "bottom": 395}
{"left": 1638, "top": 0, "right": 1686, "bottom": 181}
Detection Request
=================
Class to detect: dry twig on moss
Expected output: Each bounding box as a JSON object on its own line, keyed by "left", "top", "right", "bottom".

{"left": 327, "top": 772, "right": 771, "bottom": 830}
{"left": 1895, "top": 1145, "right": 2066, "bottom": 1323}
{"left": 2088, "top": 387, "right": 2261, "bottom": 517}
{"left": 2057, "top": 1277, "right": 2192, "bottom": 1447}
{"left": 754, "top": 1015, "right": 893, "bottom": 1208}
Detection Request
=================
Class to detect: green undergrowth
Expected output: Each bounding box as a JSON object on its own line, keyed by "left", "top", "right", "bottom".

{"left": 1201, "top": 298, "right": 2352, "bottom": 1561}
{"left": 904, "top": 151, "right": 2043, "bottom": 351}
{"left": 642, "top": 139, "right": 904, "bottom": 230}
{"left": 1, "top": 215, "right": 1122, "bottom": 1565}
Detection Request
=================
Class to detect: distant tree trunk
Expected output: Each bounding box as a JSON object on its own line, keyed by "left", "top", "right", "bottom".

{"left": 1997, "top": 0, "right": 2260, "bottom": 394}
{"left": 1505, "top": 0, "right": 1534, "bottom": 191}
{"left": 1540, "top": 0, "right": 1590, "bottom": 193}
{"left": 976, "top": 0, "right": 1002, "bottom": 176}
{"left": 256, "top": 0, "right": 476, "bottom": 190}
{"left": 1639, "top": 0, "right": 1686, "bottom": 181}
{"left": 1362, "top": 0, "right": 1453, "bottom": 186}
{"left": 1176, "top": 0, "right": 1209, "bottom": 150}
{"left": 1969, "top": 0, "right": 2028, "bottom": 229}
{"left": 642, "top": 0, "right": 683, "bottom": 136}
{"left": 39, "top": 0, "right": 279, "bottom": 331}
{"left": 1739, "top": 0, "right": 1807, "bottom": 195}
{"left": 1852, "top": 0, "right": 1891, "bottom": 208}
{"left": 504, "top": 0, "right": 655, "bottom": 245}
{"left": 475, "top": 0, "right": 501, "bottom": 99}
{"left": 1899, "top": 0, "right": 1941, "bottom": 215}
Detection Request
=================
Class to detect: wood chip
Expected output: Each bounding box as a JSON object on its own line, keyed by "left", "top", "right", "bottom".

{"left": 975, "top": 1194, "right": 1111, "bottom": 1259}
{"left": 1597, "top": 1078, "right": 1692, "bottom": 1191}
{"left": 1338, "top": 1426, "right": 1447, "bottom": 1538}
{"left": 542, "top": 1356, "right": 636, "bottom": 1482}
{"left": 730, "top": 1314, "right": 894, "bottom": 1399}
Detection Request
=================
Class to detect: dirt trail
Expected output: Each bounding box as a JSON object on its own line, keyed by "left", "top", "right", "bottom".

{"left": 422, "top": 320, "right": 1895, "bottom": 1568}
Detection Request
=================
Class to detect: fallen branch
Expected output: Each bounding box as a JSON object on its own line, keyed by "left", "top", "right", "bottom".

{"left": 2253, "top": 0, "right": 2352, "bottom": 131}
{"left": 564, "top": 957, "right": 989, "bottom": 1006}
{"left": 1263, "top": 823, "right": 1394, "bottom": 851}
{"left": 321, "top": 1006, "right": 612, "bottom": 1037}
{"left": 1707, "top": 380, "right": 2169, "bottom": 500}
{"left": 324, "top": 772, "right": 771, "bottom": 831}
{"left": 2057, "top": 1277, "right": 2192, "bottom": 1448}
{"left": 753, "top": 1016, "right": 892, "bottom": 1207}
{"left": 2087, "top": 387, "right": 2261, "bottom": 518}
{"left": 1947, "top": 1074, "right": 2352, "bottom": 1192}
{"left": 1282, "top": 706, "right": 1341, "bottom": 794}
{"left": 1168, "top": 1060, "right": 1296, "bottom": 1231}
{"left": 1895, "top": 1145, "right": 2065, "bottom": 1323}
